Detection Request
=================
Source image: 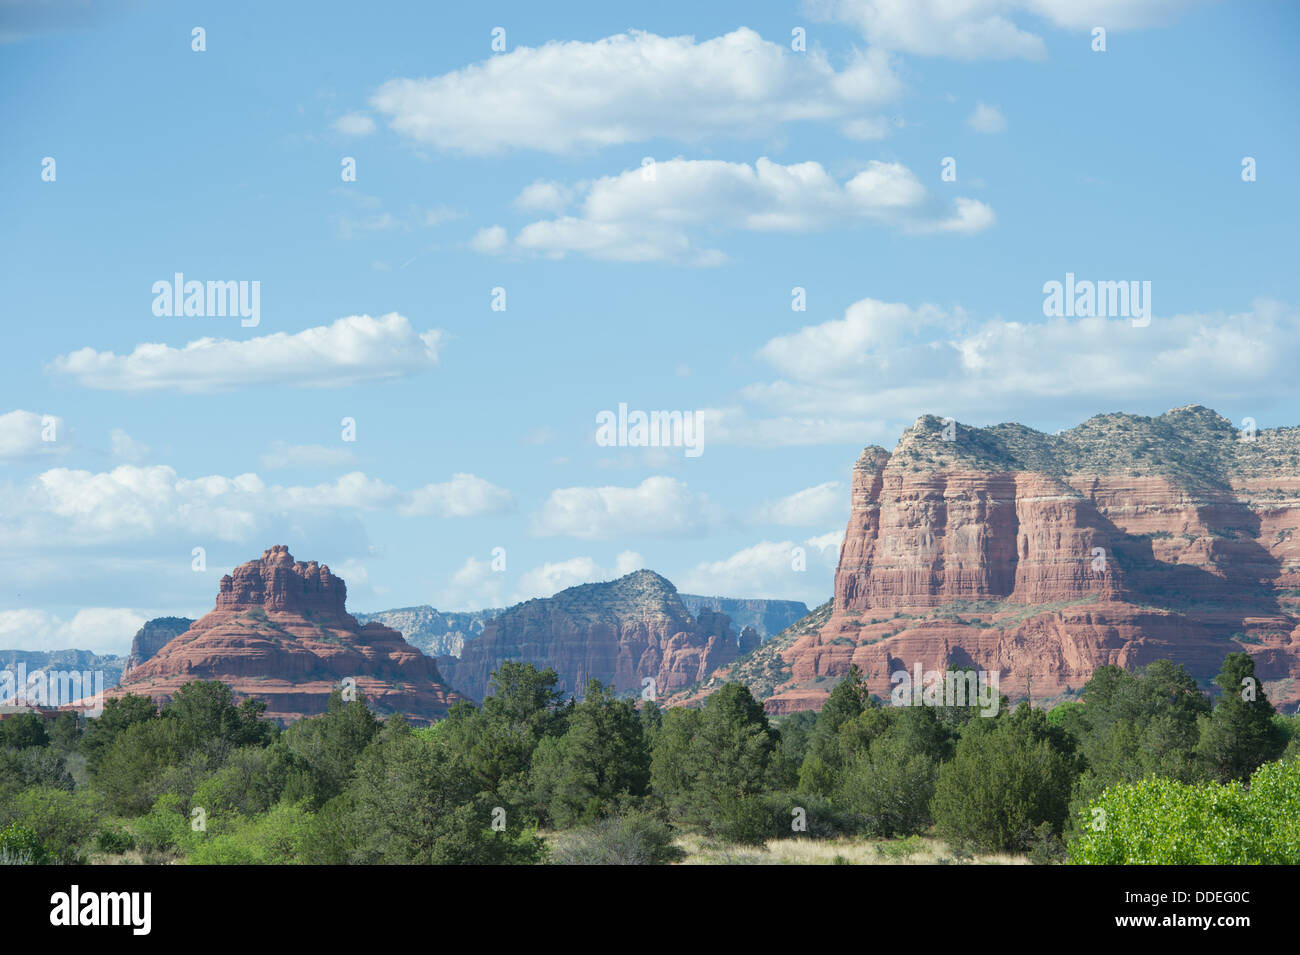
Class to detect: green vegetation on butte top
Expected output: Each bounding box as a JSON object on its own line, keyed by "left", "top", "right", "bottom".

{"left": 884, "top": 406, "right": 1300, "bottom": 487}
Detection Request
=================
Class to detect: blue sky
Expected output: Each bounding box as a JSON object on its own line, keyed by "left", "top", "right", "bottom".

{"left": 2, "top": 0, "right": 1298, "bottom": 653}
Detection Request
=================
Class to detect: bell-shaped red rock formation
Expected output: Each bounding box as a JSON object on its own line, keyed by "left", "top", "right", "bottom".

{"left": 112, "top": 546, "right": 465, "bottom": 724}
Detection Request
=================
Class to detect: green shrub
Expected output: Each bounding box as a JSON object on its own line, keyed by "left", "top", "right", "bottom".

{"left": 874, "top": 834, "right": 926, "bottom": 860}
{"left": 0, "top": 747, "right": 75, "bottom": 791}
{"left": 1070, "top": 758, "right": 1300, "bottom": 864}
{"left": 528, "top": 682, "right": 650, "bottom": 828}
{"left": 93, "top": 718, "right": 189, "bottom": 815}
{"left": 1247, "top": 756, "right": 1300, "bottom": 859}
{"left": 336, "top": 730, "right": 545, "bottom": 865}
{"left": 712, "top": 791, "right": 860, "bottom": 845}
{"left": 186, "top": 804, "right": 313, "bottom": 865}
{"left": 549, "top": 812, "right": 683, "bottom": 865}
{"left": 0, "top": 713, "right": 49, "bottom": 750}
{"left": 650, "top": 684, "right": 777, "bottom": 834}
{"left": 1027, "top": 821, "right": 1067, "bottom": 864}
{"left": 133, "top": 793, "right": 190, "bottom": 854}
{"left": 1069, "top": 776, "right": 1252, "bottom": 864}
{"left": 190, "top": 747, "right": 279, "bottom": 818}
{"left": 0, "top": 788, "right": 100, "bottom": 863}
{"left": 837, "top": 737, "right": 937, "bottom": 837}
{"left": 184, "top": 832, "right": 262, "bottom": 865}
{"left": 931, "top": 706, "right": 1077, "bottom": 853}
{"left": 95, "top": 825, "right": 136, "bottom": 854}
{"left": 713, "top": 794, "right": 784, "bottom": 846}
{"left": 0, "top": 822, "right": 50, "bottom": 864}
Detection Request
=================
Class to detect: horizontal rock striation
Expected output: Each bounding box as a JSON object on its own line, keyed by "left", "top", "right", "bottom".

{"left": 712, "top": 407, "right": 1300, "bottom": 713}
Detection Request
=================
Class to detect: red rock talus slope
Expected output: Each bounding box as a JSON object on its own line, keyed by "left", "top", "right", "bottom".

{"left": 437, "top": 570, "right": 745, "bottom": 702}
{"left": 708, "top": 407, "right": 1300, "bottom": 713}
{"left": 112, "top": 546, "right": 464, "bottom": 724}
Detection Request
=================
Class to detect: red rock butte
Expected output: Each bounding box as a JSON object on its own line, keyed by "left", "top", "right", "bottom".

{"left": 685, "top": 407, "right": 1300, "bottom": 714}
{"left": 110, "top": 545, "right": 464, "bottom": 724}
{"left": 437, "top": 569, "right": 754, "bottom": 703}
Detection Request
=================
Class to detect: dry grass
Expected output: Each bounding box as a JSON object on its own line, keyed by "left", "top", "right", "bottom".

{"left": 673, "top": 833, "right": 1028, "bottom": 865}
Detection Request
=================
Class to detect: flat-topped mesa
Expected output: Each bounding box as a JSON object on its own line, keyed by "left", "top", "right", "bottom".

{"left": 214, "top": 544, "right": 349, "bottom": 622}
{"left": 836, "top": 404, "right": 1300, "bottom": 614}
{"left": 750, "top": 405, "right": 1300, "bottom": 713}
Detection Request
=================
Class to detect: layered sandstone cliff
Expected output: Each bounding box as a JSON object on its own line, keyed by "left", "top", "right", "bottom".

{"left": 112, "top": 546, "right": 465, "bottom": 724}
{"left": 437, "top": 570, "right": 747, "bottom": 702}
{"left": 708, "top": 407, "right": 1300, "bottom": 713}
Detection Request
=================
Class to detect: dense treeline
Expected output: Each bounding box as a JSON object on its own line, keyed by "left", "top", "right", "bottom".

{"left": 1, "top": 652, "right": 1297, "bottom": 864}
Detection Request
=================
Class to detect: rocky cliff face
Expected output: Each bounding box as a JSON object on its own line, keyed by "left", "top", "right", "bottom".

{"left": 111, "top": 546, "right": 465, "bottom": 724}
{"left": 665, "top": 601, "right": 834, "bottom": 710}
{"left": 360, "top": 598, "right": 784, "bottom": 663}
{"left": 678, "top": 595, "right": 808, "bottom": 639}
{"left": 354, "top": 606, "right": 502, "bottom": 658}
{"left": 437, "top": 570, "right": 746, "bottom": 702}
{"left": 122, "top": 617, "right": 195, "bottom": 680}
{"left": 717, "top": 407, "right": 1300, "bottom": 713}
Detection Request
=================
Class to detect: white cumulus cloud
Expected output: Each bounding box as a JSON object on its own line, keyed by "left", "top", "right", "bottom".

{"left": 401, "top": 473, "right": 515, "bottom": 518}
{"left": 757, "top": 482, "right": 848, "bottom": 526}
{"left": 807, "top": 0, "right": 1206, "bottom": 60}
{"left": 967, "top": 101, "right": 1007, "bottom": 133}
{"left": 738, "top": 296, "right": 1300, "bottom": 445}
{"left": 514, "top": 180, "right": 580, "bottom": 214}
{"left": 0, "top": 410, "right": 67, "bottom": 460}
{"left": 1, "top": 465, "right": 512, "bottom": 547}
{"left": 368, "top": 28, "right": 901, "bottom": 154}
{"left": 678, "top": 533, "right": 842, "bottom": 604}
{"left": 477, "top": 157, "right": 991, "bottom": 264}
{"left": 0, "top": 607, "right": 147, "bottom": 654}
{"left": 432, "top": 557, "right": 506, "bottom": 612}
{"left": 907, "top": 197, "right": 997, "bottom": 234}
{"left": 514, "top": 551, "right": 646, "bottom": 601}
{"left": 50, "top": 313, "right": 444, "bottom": 392}
{"left": 109, "top": 428, "right": 150, "bottom": 463}
{"left": 333, "top": 111, "right": 376, "bottom": 136}
{"left": 532, "top": 476, "right": 721, "bottom": 539}
{"left": 433, "top": 550, "right": 645, "bottom": 610}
